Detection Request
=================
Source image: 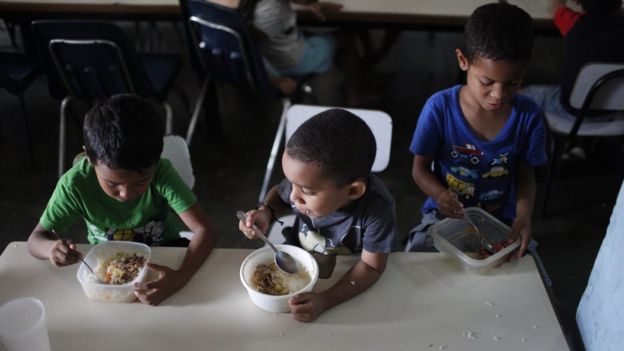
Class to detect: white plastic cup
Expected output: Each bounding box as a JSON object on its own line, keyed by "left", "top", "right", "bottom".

{"left": 0, "top": 298, "right": 51, "bottom": 351}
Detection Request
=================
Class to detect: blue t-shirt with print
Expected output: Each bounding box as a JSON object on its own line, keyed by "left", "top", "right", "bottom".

{"left": 410, "top": 85, "right": 547, "bottom": 222}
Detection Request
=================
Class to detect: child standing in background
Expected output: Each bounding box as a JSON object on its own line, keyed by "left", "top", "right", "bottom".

{"left": 405, "top": 3, "right": 547, "bottom": 258}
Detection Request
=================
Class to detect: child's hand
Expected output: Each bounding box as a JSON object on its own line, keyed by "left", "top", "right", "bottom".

{"left": 306, "top": 2, "right": 343, "bottom": 20}
{"left": 134, "top": 263, "right": 186, "bottom": 306}
{"left": 288, "top": 292, "right": 328, "bottom": 322}
{"left": 510, "top": 216, "right": 531, "bottom": 260}
{"left": 435, "top": 190, "right": 464, "bottom": 219}
{"left": 238, "top": 209, "right": 271, "bottom": 239}
{"left": 48, "top": 239, "right": 82, "bottom": 266}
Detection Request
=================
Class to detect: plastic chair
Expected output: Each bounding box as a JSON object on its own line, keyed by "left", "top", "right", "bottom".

{"left": 540, "top": 63, "right": 624, "bottom": 217}
{"left": 161, "top": 134, "right": 196, "bottom": 241}
{"left": 264, "top": 104, "right": 393, "bottom": 244}
{"left": 0, "top": 51, "right": 42, "bottom": 169}
{"left": 180, "top": 0, "right": 312, "bottom": 146}
{"left": 162, "top": 135, "right": 195, "bottom": 189}
{"left": 31, "top": 20, "right": 181, "bottom": 178}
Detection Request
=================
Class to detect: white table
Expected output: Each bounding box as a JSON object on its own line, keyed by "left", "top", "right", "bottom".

{"left": 0, "top": 242, "right": 569, "bottom": 351}
{"left": 0, "top": 0, "right": 561, "bottom": 29}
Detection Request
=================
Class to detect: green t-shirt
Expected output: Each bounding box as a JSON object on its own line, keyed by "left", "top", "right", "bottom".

{"left": 40, "top": 158, "right": 197, "bottom": 245}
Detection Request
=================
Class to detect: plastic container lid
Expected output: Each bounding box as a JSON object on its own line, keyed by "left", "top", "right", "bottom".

{"left": 429, "top": 207, "right": 520, "bottom": 274}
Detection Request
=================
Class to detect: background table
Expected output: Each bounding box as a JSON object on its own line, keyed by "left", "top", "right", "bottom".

{"left": 0, "top": 242, "right": 569, "bottom": 351}
{"left": 0, "top": 0, "right": 561, "bottom": 30}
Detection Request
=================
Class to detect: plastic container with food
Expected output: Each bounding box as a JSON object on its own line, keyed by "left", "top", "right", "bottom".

{"left": 76, "top": 241, "right": 151, "bottom": 302}
{"left": 240, "top": 245, "right": 319, "bottom": 313}
{"left": 429, "top": 207, "right": 520, "bottom": 274}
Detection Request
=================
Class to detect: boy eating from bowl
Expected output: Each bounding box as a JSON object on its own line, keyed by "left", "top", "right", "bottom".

{"left": 238, "top": 109, "right": 398, "bottom": 322}
{"left": 27, "top": 94, "right": 216, "bottom": 306}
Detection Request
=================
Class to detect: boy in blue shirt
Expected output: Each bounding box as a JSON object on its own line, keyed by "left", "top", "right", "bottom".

{"left": 239, "top": 109, "right": 397, "bottom": 322}
{"left": 405, "top": 3, "right": 547, "bottom": 258}
{"left": 27, "top": 94, "right": 216, "bottom": 305}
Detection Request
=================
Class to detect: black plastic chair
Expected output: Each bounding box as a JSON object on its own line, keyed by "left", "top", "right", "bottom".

{"left": 31, "top": 20, "right": 181, "bottom": 178}
{"left": 180, "top": 0, "right": 316, "bottom": 147}
{"left": 0, "top": 51, "right": 42, "bottom": 169}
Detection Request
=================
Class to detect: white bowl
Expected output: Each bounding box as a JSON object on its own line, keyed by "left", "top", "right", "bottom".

{"left": 240, "top": 245, "right": 319, "bottom": 313}
{"left": 76, "top": 241, "right": 151, "bottom": 302}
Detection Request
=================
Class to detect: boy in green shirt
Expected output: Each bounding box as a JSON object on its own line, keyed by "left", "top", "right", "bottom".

{"left": 28, "top": 94, "right": 216, "bottom": 305}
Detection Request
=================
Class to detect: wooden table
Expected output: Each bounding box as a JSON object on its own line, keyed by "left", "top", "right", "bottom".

{"left": 0, "top": 0, "right": 560, "bottom": 30}
{"left": 0, "top": 242, "right": 569, "bottom": 351}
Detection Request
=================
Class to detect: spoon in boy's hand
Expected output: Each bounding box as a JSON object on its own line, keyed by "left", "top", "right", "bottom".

{"left": 464, "top": 214, "right": 496, "bottom": 254}
{"left": 236, "top": 210, "right": 299, "bottom": 274}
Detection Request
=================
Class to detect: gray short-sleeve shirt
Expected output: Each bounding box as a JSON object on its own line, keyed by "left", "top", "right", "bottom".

{"left": 277, "top": 175, "right": 398, "bottom": 254}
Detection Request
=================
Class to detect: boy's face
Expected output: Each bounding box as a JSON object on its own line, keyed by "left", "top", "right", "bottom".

{"left": 456, "top": 49, "right": 525, "bottom": 112}
{"left": 92, "top": 160, "right": 156, "bottom": 202}
{"left": 281, "top": 152, "right": 364, "bottom": 219}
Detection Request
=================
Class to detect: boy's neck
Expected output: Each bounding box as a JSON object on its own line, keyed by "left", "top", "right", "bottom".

{"left": 459, "top": 86, "right": 512, "bottom": 141}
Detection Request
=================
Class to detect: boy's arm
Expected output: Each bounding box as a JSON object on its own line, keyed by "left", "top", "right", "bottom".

{"left": 512, "top": 162, "right": 537, "bottom": 259}
{"left": 27, "top": 224, "right": 82, "bottom": 266}
{"left": 289, "top": 250, "right": 387, "bottom": 322}
{"left": 135, "top": 202, "right": 216, "bottom": 305}
{"left": 412, "top": 154, "right": 463, "bottom": 218}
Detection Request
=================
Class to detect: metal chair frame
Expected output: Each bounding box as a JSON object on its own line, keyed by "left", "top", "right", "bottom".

{"left": 541, "top": 63, "right": 624, "bottom": 217}
{"left": 46, "top": 37, "right": 174, "bottom": 178}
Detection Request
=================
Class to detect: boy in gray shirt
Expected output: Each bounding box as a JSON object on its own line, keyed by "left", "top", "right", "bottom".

{"left": 239, "top": 108, "right": 397, "bottom": 322}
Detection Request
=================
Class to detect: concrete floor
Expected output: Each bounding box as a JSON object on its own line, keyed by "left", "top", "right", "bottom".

{"left": 1, "top": 26, "right": 622, "bottom": 350}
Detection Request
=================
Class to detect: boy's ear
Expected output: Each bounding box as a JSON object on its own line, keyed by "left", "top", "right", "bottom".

{"left": 456, "top": 48, "right": 469, "bottom": 71}
{"left": 346, "top": 180, "right": 367, "bottom": 200}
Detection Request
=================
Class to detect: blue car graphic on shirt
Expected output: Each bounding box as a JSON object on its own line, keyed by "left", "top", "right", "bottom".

{"left": 451, "top": 166, "right": 478, "bottom": 179}
{"left": 479, "top": 190, "right": 503, "bottom": 201}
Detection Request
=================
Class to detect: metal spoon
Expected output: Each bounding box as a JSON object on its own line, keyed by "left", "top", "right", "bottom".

{"left": 81, "top": 258, "right": 105, "bottom": 284}
{"left": 464, "top": 214, "right": 496, "bottom": 253}
{"left": 236, "top": 210, "right": 299, "bottom": 274}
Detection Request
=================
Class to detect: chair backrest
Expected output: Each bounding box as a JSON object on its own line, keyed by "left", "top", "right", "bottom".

{"left": 569, "top": 63, "right": 624, "bottom": 111}
{"left": 162, "top": 135, "right": 195, "bottom": 189}
{"left": 31, "top": 20, "right": 154, "bottom": 100}
{"left": 576, "top": 179, "right": 624, "bottom": 351}
{"left": 285, "top": 104, "right": 392, "bottom": 172}
{"left": 182, "top": 0, "right": 279, "bottom": 97}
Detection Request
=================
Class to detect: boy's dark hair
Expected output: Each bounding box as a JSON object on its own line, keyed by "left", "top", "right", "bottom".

{"left": 286, "top": 109, "right": 376, "bottom": 187}
{"left": 83, "top": 94, "right": 164, "bottom": 173}
{"left": 462, "top": 3, "right": 534, "bottom": 64}
{"left": 581, "top": 0, "right": 623, "bottom": 15}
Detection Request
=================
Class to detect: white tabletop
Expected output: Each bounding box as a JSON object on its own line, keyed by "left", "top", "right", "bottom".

{"left": 0, "top": 0, "right": 561, "bottom": 28}
{"left": 0, "top": 242, "right": 568, "bottom": 351}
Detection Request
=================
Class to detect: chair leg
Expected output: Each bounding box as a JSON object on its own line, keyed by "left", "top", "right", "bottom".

{"left": 186, "top": 78, "right": 210, "bottom": 145}
{"left": 58, "top": 96, "right": 73, "bottom": 179}
{"left": 163, "top": 102, "right": 173, "bottom": 135}
{"left": 18, "top": 93, "right": 36, "bottom": 170}
{"left": 259, "top": 98, "right": 291, "bottom": 202}
{"left": 540, "top": 133, "right": 560, "bottom": 219}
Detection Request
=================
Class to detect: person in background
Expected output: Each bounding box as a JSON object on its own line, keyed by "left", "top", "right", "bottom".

{"left": 522, "top": 0, "right": 624, "bottom": 159}
{"left": 405, "top": 3, "right": 547, "bottom": 259}
{"left": 238, "top": 0, "right": 376, "bottom": 106}
{"left": 238, "top": 109, "right": 397, "bottom": 322}
{"left": 27, "top": 94, "right": 216, "bottom": 306}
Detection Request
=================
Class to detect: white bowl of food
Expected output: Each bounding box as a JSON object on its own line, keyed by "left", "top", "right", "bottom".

{"left": 240, "top": 245, "right": 319, "bottom": 313}
{"left": 76, "top": 241, "right": 151, "bottom": 302}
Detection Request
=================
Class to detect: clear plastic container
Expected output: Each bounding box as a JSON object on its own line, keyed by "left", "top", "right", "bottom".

{"left": 429, "top": 207, "right": 520, "bottom": 274}
{"left": 76, "top": 241, "right": 151, "bottom": 302}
